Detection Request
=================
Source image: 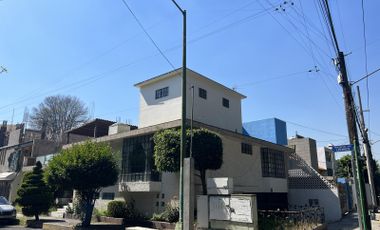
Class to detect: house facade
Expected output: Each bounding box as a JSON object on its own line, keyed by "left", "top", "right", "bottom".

{"left": 0, "top": 121, "right": 57, "bottom": 201}
{"left": 317, "top": 147, "right": 336, "bottom": 179}
{"left": 288, "top": 135, "right": 319, "bottom": 170}
{"left": 64, "top": 68, "right": 292, "bottom": 217}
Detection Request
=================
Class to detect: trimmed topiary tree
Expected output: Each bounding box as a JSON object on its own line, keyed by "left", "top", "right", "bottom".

{"left": 45, "top": 141, "right": 119, "bottom": 227}
{"left": 16, "top": 161, "right": 53, "bottom": 221}
{"left": 153, "top": 128, "right": 223, "bottom": 195}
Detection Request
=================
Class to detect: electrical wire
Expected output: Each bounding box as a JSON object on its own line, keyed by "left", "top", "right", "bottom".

{"left": 120, "top": 0, "right": 175, "bottom": 69}
{"left": 285, "top": 120, "right": 347, "bottom": 138}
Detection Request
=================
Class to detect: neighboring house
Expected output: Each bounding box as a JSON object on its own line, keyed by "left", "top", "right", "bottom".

{"left": 243, "top": 118, "right": 288, "bottom": 145}
{"left": 288, "top": 135, "right": 319, "bottom": 171}
{"left": 0, "top": 121, "right": 57, "bottom": 201}
{"left": 317, "top": 147, "right": 336, "bottom": 180}
{"left": 63, "top": 68, "right": 292, "bottom": 216}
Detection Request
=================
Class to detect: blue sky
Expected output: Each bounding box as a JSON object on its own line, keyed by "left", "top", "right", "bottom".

{"left": 1, "top": 0, "right": 379, "bottom": 159}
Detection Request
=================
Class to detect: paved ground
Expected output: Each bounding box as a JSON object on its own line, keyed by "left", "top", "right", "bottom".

{"left": 327, "top": 212, "right": 380, "bottom": 230}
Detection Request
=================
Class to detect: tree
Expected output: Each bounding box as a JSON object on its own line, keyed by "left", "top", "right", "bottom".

{"left": 45, "top": 141, "right": 119, "bottom": 226}
{"left": 153, "top": 128, "right": 223, "bottom": 195}
{"left": 336, "top": 154, "right": 352, "bottom": 178}
{"left": 16, "top": 161, "right": 53, "bottom": 221}
{"left": 30, "top": 95, "right": 88, "bottom": 144}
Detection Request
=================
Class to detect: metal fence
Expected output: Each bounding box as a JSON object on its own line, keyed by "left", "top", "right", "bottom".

{"left": 258, "top": 206, "right": 324, "bottom": 230}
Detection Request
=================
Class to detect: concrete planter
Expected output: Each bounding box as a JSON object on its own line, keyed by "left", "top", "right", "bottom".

{"left": 96, "top": 216, "right": 124, "bottom": 225}
{"left": 43, "top": 222, "right": 124, "bottom": 230}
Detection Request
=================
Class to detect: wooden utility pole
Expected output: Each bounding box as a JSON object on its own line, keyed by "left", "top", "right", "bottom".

{"left": 337, "top": 51, "right": 371, "bottom": 230}
{"left": 357, "top": 85, "right": 377, "bottom": 210}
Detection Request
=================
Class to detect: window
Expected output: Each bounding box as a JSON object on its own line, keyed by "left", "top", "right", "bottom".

{"left": 155, "top": 87, "right": 169, "bottom": 99}
{"left": 161, "top": 193, "right": 165, "bottom": 199}
{"left": 261, "top": 148, "right": 285, "bottom": 178}
{"left": 222, "top": 98, "right": 229, "bottom": 108}
{"left": 101, "top": 192, "right": 115, "bottom": 200}
{"left": 199, "top": 88, "right": 207, "bottom": 99}
{"left": 327, "top": 168, "right": 333, "bottom": 176}
{"left": 241, "top": 143, "right": 252, "bottom": 155}
{"left": 156, "top": 202, "right": 159, "bottom": 207}
{"left": 308, "top": 199, "right": 319, "bottom": 207}
{"left": 161, "top": 202, "right": 165, "bottom": 207}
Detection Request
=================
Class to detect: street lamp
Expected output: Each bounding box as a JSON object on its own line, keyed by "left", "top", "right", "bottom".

{"left": 170, "top": 1, "right": 186, "bottom": 229}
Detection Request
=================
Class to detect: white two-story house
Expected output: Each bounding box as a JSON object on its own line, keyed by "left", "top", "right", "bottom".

{"left": 64, "top": 68, "right": 293, "bottom": 217}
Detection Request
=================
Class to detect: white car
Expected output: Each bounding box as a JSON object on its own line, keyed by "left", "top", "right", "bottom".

{"left": 0, "top": 196, "right": 16, "bottom": 219}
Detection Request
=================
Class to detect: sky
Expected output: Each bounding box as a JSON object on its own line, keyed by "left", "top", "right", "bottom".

{"left": 0, "top": 0, "right": 379, "bottom": 159}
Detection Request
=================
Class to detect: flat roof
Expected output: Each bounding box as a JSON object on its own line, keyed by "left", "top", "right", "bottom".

{"left": 134, "top": 68, "right": 246, "bottom": 99}
{"left": 66, "top": 118, "right": 116, "bottom": 137}
{"left": 64, "top": 119, "right": 293, "bottom": 153}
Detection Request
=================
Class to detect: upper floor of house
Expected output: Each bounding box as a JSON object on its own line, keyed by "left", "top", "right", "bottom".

{"left": 134, "top": 68, "right": 246, "bottom": 133}
{"left": 317, "top": 147, "right": 336, "bottom": 177}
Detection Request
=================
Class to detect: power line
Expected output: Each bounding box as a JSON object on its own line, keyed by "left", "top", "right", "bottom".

{"left": 233, "top": 69, "right": 314, "bottom": 89}
{"left": 286, "top": 120, "right": 347, "bottom": 138}
{"left": 0, "top": 3, "right": 277, "bottom": 112}
{"left": 120, "top": 0, "right": 175, "bottom": 69}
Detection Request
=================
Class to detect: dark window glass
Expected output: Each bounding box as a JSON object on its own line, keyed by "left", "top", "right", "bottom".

{"left": 199, "top": 88, "right": 207, "bottom": 99}
{"left": 222, "top": 98, "right": 229, "bottom": 108}
{"left": 261, "top": 148, "right": 285, "bottom": 178}
{"left": 241, "top": 143, "right": 252, "bottom": 155}
{"left": 161, "top": 202, "right": 165, "bottom": 207}
{"left": 155, "top": 87, "right": 169, "bottom": 99}
{"left": 101, "top": 192, "right": 115, "bottom": 200}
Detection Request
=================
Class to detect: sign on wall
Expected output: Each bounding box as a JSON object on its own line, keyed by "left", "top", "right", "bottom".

{"left": 209, "top": 196, "right": 230, "bottom": 221}
{"left": 230, "top": 197, "right": 253, "bottom": 223}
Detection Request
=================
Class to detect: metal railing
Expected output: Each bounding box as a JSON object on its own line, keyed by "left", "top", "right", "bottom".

{"left": 120, "top": 172, "right": 161, "bottom": 182}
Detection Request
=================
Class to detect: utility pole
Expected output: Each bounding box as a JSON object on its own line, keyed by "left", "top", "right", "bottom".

{"left": 323, "top": 0, "right": 371, "bottom": 228}
{"left": 337, "top": 51, "right": 371, "bottom": 230}
{"left": 170, "top": 1, "right": 186, "bottom": 229}
{"left": 357, "top": 85, "right": 377, "bottom": 210}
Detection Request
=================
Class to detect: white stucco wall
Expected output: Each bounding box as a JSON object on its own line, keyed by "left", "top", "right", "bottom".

{"left": 288, "top": 188, "right": 341, "bottom": 223}
{"left": 138, "top": 70, "right": 244, "bottom": 133}
{"left": 317, "top": 147, "right": 327, "bottom": 170}
{"left": 208, "top": 133, "right": 288, "bottom": 193}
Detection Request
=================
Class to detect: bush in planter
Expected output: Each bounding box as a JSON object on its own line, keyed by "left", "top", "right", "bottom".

{"left": 107, "top": 201, "right": 127, "bottom": 218}
{"left": 107, "top": 200, "right": 137, "bottom": 218}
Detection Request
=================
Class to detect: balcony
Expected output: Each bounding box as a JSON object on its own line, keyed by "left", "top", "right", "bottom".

{"left": 119, "top": 172, "right": 161, "bottom": 192}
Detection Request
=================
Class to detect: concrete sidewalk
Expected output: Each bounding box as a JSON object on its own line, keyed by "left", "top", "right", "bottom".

{"left": 327, "top": 212, "right": 380, "bottom": 230}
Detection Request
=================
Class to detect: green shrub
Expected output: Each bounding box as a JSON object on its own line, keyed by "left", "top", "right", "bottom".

{"left": 107, "top": 201, "right": 127, "bottom": 218}
{"left": 151, "top": 204, "right": 179, "bottom": 223}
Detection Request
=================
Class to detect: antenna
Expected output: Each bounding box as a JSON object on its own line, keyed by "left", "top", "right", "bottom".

{"left": 22, "top": 107, "right": 29, "bottom": 128}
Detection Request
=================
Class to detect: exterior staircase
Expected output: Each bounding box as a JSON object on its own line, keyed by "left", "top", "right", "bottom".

{"left": 288, "top": 152, "right": 337, "bottom": 190}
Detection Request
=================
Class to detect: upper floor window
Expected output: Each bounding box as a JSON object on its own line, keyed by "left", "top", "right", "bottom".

{"left": 222, "top": 98, "right": 229, "bottom": 108}
{"left": 199, "top": 88, "right": 207, "bottom": 99}
{"left": 155, "top": 87, "right": 169, "bottom": 99}
{"left": 261, "top": 148, "right": 285, "bottom": 178}
{"left": 241, "top": 143, "right": 252, "bottom": 155}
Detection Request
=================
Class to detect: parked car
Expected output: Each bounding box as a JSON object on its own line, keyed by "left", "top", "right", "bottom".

{"left": 0, "top": 196, "right": 16, "bottom": 219}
